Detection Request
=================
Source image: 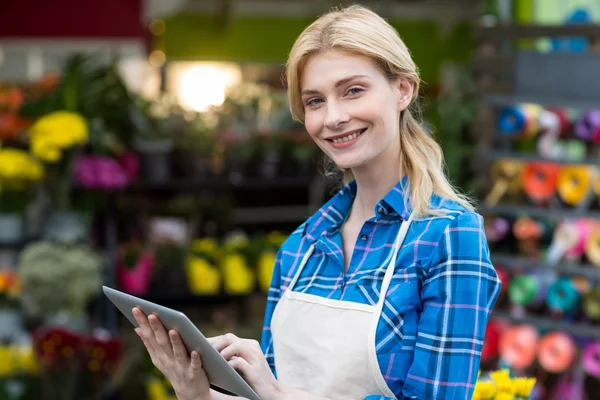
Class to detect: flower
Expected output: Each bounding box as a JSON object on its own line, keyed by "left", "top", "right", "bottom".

{"left": 29, "top": 111, "right": 88, "bottom": 163}
{"left": 513, "top": 377, "right": 536, "bottom": 398}
{"left": 74, "top": 155, "right": 129, "bottom": 190}
{"left": 0, "top": 148, "right": 44, "bottom": 187}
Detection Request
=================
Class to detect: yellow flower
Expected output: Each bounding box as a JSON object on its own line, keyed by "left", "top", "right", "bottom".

{"left": 513, "top": 377, "right": 536, "bottom": 397}
{"left": 29, "top": 111, "right": 88, "bottom": 150}
{"left": 190, "top": 238, "right": 219, "bottom": 256}
{"left": 31, "top": 136, "right": 61, "bottom": 163}
{"left": 0, "top": 346, "right": 16, "bottom": 377}
{"left": 222, "top": 254, "right": 255, "bottom": 294}
{"left": 473, "top": 381, "right": 496, "bottom": 400}
{"left": 146, "top": 379, "right": 169, "bottom": 400}
{"left": 258, "top": 251, "right": 277, "bottom": 293}
{"left": 495, "top": 393, "right": 514, "bottom": 400}
{"left": 186, "top": 256, "right": 220, "bottom": 294}
{"left": 16, "top": 346, "right": 38, "bottom": 374}
{"left": 0, "top": 148, "right": 44, "bottom": 183}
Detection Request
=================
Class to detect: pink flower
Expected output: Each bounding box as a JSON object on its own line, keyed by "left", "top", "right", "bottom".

{"left": 74, "top": 155, "right": 130, "bottom": 190}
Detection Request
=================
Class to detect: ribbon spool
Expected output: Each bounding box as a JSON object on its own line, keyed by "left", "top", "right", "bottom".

{"left": 485, "top": 217, "right": 510, "bottom": 243}
{"left": 537, "top": 109, "right": 562, "bottom": 158}
{"left": 513, "top": 217, "right": 543, "bottom": 241}
{"left": 538, "top": 332, "right": 576, "bottom": 373}
{"left": 546, "top": 220, "right": 582, "bottom": 264}
{"left": 509, "top": 274, "right": 547, "bottom": 308}
{"left": 582, "top": 342, "right": 600, "bottom": 378}
{"left": 574, "top": 110, "right": 600, "bottom": 142}
{"left": 557, "top": 165, "right": 594, "bottom": 207}
{"left": 546, "top": 277, "right": 580, "bottom": 315}
{"left": 497, "top": 104, "right": 528, "bottom": 135}
{"left": 498, "top": 324, "right": 539, "bottom": 370}
{"left": 495, "top": 265, "right": 510, "bottom": 299}
{"left": 583, "top": 288, "right": 600, "bottom": 321}
{"left": 522, "top": 162, "right": 560, "bottom": 204}
{"left": 585, "top": 226, "right": 600, "bottom": 266}
{"left": 547, "top": 108, "right": 571, "bottom": 136}
{"left": 481, "top": 319, "right": 506, "bottom": 363}
{"left": 565, "top": 219, "right": 596, "bottom": 260}
{"left": 485, "top": 160, "right": 524, "bottom": 206}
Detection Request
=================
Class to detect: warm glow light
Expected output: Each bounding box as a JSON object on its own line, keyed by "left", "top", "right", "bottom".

{"left": 168, "top": 62, "right": 242, "bottom": 112}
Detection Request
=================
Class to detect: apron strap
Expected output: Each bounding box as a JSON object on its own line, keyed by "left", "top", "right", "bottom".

{"left": 375, "top": 214, "right": 414, "bottom": 310}
{"left": 286, "top": 244, "right": 315, "bottom": 292}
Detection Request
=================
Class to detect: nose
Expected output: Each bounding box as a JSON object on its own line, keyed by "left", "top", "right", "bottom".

{"left": 324, "top": 101, "right": 350, "bottom": 130}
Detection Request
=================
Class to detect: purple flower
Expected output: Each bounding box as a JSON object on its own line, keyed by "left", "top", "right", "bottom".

{"left": 75, "top": 155, "right": 130, "bottom": 190}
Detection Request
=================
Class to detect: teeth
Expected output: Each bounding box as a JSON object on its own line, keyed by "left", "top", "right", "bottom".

{"left": 333, "top": 130, "right": 362, "bottom": 143}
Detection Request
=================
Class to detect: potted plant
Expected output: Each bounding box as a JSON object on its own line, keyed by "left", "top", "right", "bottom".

{"left": 0, "top": 147, "right": 44, "bottom": 245}
{"left": 150, "top": 241, "right": 189, "bottom": 296}
{"left": 131, "top": 95, "right": 185, "bottom": 183}
{"left": 175, "top": 111, "right": 217, "bottom": 180}
{"left": 17, "top": 240, "right": 103, "bottom": 331}
{"left": 186, "top": 238, "right": 221, "bottom": 295}
{"left": 116, "top": 241, "right": 154, "bottom": 296}
{"left": 220, "top": 231, "right": 256, "bottom": 295}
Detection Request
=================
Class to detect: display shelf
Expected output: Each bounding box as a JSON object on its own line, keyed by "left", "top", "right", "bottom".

{"left": 474, "top": 24, "right": 600, "bottom": 41}
{"left": 478, "top": 149, "right": 600, "bottom": 167}
{"left": 478, "top": 204, "right": 600, "bottom": 219}
{"left": 492, "top": 253, "right": 600, "bottom": 280}
{"left": 481, "top": 93, "right": 600, "bottom": 110}
{"left": 142, "top": 292, "right": 254, "bottom": 308}
{"left": 493, "top": 310, "right": 600, "bottom": 339}
{"left": 127, "top": 176, "right": 330, "bottom": 192}
{"left": 232, "top": 205, "right": 312, "bottom": 224}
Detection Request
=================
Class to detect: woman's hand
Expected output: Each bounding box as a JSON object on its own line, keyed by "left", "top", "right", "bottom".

{"left": 209, "top": 333, "right": 285, "bottom": 400}
{"left": 133, "top": 307, "right": 211, "bottom": 400}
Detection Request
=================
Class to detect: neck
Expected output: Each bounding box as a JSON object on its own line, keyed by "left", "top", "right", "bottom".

{"left": 349, "top": 142, "right": 402, "bottom": 221}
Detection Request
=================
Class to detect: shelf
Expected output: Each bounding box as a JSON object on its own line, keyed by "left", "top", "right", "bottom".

{"left": 479, "top": 204, "right": 600, "bottom": 219}
{"left": 142, "top": 292, "right": 254, "bottom": 308}
{"left": 482, "top": 93, "right": 600, "bottom": 110}
{"left": 478, "top": 149, "right": 600, "bottom": 166}
{"left": 475, "top": 24, "right": 600, "bottom": 41}
{"left": 491, "top": 253, "right": 600, "bottom": 280}
{"left": 127, "top": 176, "right": 330, "bottom": 191}
{"left": 232, "top": 205, "right": 312, "bottom": 224}
{"left": 493, "top": 310, "right": 600, "bottom": 339}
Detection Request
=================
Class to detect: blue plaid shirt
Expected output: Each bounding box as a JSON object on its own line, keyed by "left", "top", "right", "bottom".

{"left": 260, "top": 178, "right": 501, "bottom": 400}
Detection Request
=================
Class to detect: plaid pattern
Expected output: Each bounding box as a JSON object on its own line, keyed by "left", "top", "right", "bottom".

{"left": 261, "top": 178, "right": 501, "bottom": 400}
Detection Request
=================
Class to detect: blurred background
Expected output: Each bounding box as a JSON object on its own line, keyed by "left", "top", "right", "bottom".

{"left": 0, "top": 0, "right": 599, "bottom": 399}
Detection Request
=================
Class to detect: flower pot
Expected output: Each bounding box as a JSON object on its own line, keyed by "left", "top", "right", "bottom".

{"left": 117, "top": 253, "right": 154, "bottom": 296}
{"left": 0, "top": 213, "right": 24, "bottom": 244}
{"left": 134, "top": 138, "right": 174, "bottom": 183}
{"left": 0, "top": 308, "right": 24, "bottom": 341}
{"left": 43, "top": 211, "right": 88, "bottom": 244}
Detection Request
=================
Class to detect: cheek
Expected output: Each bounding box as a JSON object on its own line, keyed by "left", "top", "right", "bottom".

{"left": 304, "top": 112, "right": 321, "bottom": 139}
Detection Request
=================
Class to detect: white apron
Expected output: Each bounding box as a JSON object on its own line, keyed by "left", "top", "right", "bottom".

{"left": 271, "top": 216, "right": 413, "bottom": 400}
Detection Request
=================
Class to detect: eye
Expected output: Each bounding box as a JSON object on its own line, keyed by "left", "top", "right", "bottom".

{"left": 306, "top": 97, "right": 324, "bottom": 106}
{"left": 346, "top": 87, "right": 364, "bottom": 96}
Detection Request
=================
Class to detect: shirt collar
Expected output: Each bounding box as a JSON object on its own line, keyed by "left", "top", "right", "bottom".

{"left": 303, "top": 176, "right": 412, "bottom": 243}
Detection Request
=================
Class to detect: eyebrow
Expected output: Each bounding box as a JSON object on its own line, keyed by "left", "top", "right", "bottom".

{"left": 301, "top": 74, "right": 368, "bottom": 96}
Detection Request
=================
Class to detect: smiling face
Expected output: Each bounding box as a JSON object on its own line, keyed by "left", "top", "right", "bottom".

{"left": 300, "top": 50, "right": 413, "bottom": 171}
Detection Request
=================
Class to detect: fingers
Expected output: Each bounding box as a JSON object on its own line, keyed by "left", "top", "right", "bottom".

{"left": 148, "top": 314, "right": 174, "bottom": 358}
{"left": 210, "top": 333, "right": 239, "bottom": 352}
{"left": 169, "top": 330, "right": 189, "bottom": 363}
{"left": 135, "top": 327, "right": 159, "bottom": 365}
{"left": 220, "top": 339, "right": 261, "bottom": 364}
{"left": 190, "top": 350, "right": 203, "bottom": 371}
{"left": 133, "top": 308, "right": 156, "bottom": 347}
{"left": 228, "top": 355, "right": 252, "bottom": 378}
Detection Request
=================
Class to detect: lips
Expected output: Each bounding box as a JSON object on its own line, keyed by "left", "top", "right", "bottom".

{"left": 325, "top": 128, "right": 367, "bottom": 143}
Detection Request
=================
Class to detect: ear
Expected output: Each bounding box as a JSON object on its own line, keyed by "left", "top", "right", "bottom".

{"left": 395, "top": 78, "right": 414, "bottom": 112}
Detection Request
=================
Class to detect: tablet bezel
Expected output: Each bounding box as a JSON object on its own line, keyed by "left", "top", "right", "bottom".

{"left": 102, "top": 286, "right": 261, "bottom": 400}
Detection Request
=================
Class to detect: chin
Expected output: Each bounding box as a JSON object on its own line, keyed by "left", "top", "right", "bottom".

{"left": 329, "top": 154, "right": 369, "bottom": 170}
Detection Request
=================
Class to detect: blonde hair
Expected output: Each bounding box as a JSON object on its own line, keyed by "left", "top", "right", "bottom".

{"left": 285, "top": 4, "right": 474, "bottom": 217}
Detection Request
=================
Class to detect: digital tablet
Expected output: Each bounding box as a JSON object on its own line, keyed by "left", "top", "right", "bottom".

{"left": 102, "top": 286, "right": 261, "bottom": 400}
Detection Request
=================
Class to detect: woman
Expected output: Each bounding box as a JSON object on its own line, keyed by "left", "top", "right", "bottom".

{"left": 133, "top": 4, "right": 501, "bottom": 400}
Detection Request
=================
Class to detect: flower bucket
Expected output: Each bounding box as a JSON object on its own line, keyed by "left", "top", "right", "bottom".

{"left": 134, "top": 138, "right": 173, "bottom": 183}
{"left": 0, "top": 213, "right": 24, "bottom": 244}
{"left": 117, "top": 252, "right": 154, "bottom": 296}
{"left": 43, "top": 211, "right": 88, "bottom": 244}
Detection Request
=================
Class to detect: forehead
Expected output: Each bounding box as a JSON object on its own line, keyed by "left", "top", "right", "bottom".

{"left": 301, "top": 50, "right": 382, "bottom": 90}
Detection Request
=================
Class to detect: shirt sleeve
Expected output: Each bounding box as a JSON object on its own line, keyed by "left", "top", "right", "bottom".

{"left": 400, "top": 211, "right": 501, "bottom": 400}
{"left": 260, "top": 248, "right": 283, "bottom": 377}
